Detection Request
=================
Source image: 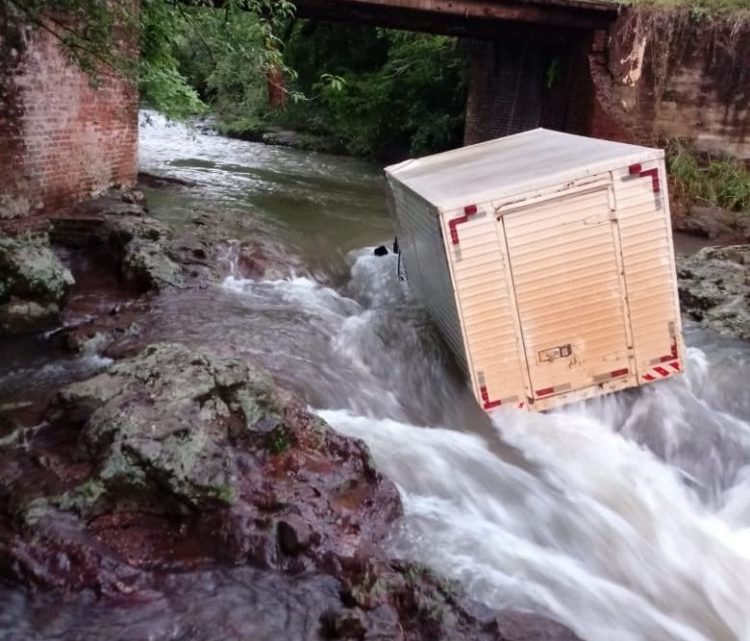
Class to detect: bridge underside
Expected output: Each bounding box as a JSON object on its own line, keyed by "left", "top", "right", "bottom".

{"left": 293, "top": 0, "right": 619, "bottom": 147}
{"left": 462, "top": 34, "right": 596, "bottom": 144}
{"left": 294, "top": 0, "right": 616, "bottom": 36}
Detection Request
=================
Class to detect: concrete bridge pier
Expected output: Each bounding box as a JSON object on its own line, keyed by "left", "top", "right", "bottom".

{"left": 463, "top": 29, "right": 595, "bottom": 145}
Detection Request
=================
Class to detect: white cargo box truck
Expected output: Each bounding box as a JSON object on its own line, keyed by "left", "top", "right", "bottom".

{"left": 385, "top": 128, "right": 685, "bottom": 412}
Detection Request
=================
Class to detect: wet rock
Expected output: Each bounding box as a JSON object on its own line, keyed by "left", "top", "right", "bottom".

{"left": 237, "top": 242, "right": 269, "bottom": 279}
{"left": 321, "top": 607, "right": 371, "bottom": 639}
{"left": 0, "top": 341, "right": 584, "bottom": 641}
{"left": 49, "top": 344, "right": 270, "bottom": 509}
{"left": 107, "top": 213, "right": 168, "bottom": 244}
{"left": 0, "top": 299, "right": 62, "bottom": 334}
{"left": 495, "top": 612, "right": 582, "bottom": 641}
{"left": 335, "top": 557, "right": 582, "bottom": 641}
{"left": 674, "top": 205, "right": 750, "bottom": 242}
{"left": 0, "top": 233, "right": 74, "bottom": 333}
{"left": 278, "top": 515, "right": 314, "bottom": 554}
{"left": 1, "top": 343, "right": 402, "bottom": 590}
{"left": 262, "top": 129, "right": 302, "bottom": 147}
{"left": 2, "top": 507, "right": 148, "bottom": 595}
{"left": 251, "top": 128, "right": 343, "bottom": 155}
{"left": 121, "top": 238, "right": 183, "bottom": 290}
{"left": 50, "top": 188, "right": 269, "bottom": 293}
{"left": 137, "top": 171, "right": 197, "bottom": 188}
{"left": 51, "top": 191, "right": 186, "bottom": 292}
{"left": 677, "top": 244, "right": 750, "bottom": 340}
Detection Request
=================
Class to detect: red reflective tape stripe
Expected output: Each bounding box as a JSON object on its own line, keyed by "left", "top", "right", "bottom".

{"left": 670, "top": 361, "right": 681, "bottom": 372}
{"left": 536, "top": 387, "right": 555, "bottom": 397}
{"left": 642, "top": 168, "right": 660, "bottom": 193}
{"left": 643, "top": 373, "right": 656, "bottom": 381}
{"left": 479, "top": 384, "right": 502, "bottom": 409}
{"left": 448, "top": 205, "right": 478, "bottom": 245}
{"left": 448, "top": 217, "right": 464, "bottom": 245}
{"left": 610, "top": 368, "right": 629, "bottom": 378}
{"left": 628, "top": 164, "right": 660, "bottom": 193}
{"left": 654, "top": 366, "right": 670, "bottom": 377}
{"left": 628, "top": 163, "right": 642, "bottom": 175}
{"left": 659, "top": 341, "right": 679, "bottom": 362}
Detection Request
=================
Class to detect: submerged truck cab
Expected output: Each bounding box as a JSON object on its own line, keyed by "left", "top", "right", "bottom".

{"left": 385, "top": 129, "right": 685, "bottom": 413}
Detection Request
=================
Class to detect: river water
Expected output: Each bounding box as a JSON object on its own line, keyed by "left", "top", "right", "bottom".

{"left": 2, "top": 112, "right": 750, "bottom": 641}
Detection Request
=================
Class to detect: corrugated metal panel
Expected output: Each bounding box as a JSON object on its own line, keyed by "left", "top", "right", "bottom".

{"left": 442, "top": 206, "right": 527, "bottom": 407}
{"left": 613, "top": 161, "right": 684, "bottom": 377}
{"left": 384, "top": 133, "right": 684, "bottom": 414}
{"left": 386, "top": 176, "right": 468, "bottom": 371}
{"left": 501, "top": 184, "right": 635, "bottom": 400}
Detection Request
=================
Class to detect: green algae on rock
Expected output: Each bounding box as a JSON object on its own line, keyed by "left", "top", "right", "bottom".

{"left": 1, "top": 342, "right": 402, "bottom": 592}
{"left": 0, "top": 233, "right": 74, "bottom": 333}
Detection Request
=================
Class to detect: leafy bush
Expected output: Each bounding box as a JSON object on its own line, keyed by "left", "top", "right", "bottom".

{"left": 621, "top": 0, "right": 750, "bottom": 12}
{"left": 198, "top": 21, "right": 467, "bottom": 160}
{"left": 667, "top": 140, "right": 750, "bottom": 212}
{"left": 2, "top": 0, "right": 295, "bottom": 120}
{"left": 277, "top": 25, "right": 468, "bottom": 160}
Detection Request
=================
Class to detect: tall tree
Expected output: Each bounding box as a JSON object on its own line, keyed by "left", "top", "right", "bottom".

{"left": 0, "top": 0, "right": 296, "bottom": 118}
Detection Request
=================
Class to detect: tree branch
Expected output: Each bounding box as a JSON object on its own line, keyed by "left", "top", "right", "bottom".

{"left": 4, "top": 0, "right": 126, "bottom": 77}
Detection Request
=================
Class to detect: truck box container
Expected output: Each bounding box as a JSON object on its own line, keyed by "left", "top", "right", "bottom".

{"left": 384, "top": 128, "right": 685, "bottom": 412}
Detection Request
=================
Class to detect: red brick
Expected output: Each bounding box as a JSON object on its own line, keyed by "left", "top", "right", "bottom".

{"left": 0, "top": 20, "right": 137, "bottom": 217}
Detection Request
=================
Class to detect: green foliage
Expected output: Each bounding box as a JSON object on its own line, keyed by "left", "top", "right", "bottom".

{"left": 275, "top": 24, "right": 467, "bottom": 159}
{"left": 613, "top": 0, "right": 750, "bottom": 14}
{"left": 1, "top": 0, "right": 132, "bottom": 78}
{"left": 173, "top": 2, "right": 297, "bottom": 124}
{"left": 139, "top": 0, "right": 206, "bottom": 119}
{"left": 1, "top": 0, "right": 297, "bottom": 120}
{"left": 267, "top": 426, "right": 292, "bottom": 454}
{"left": 159, "top": 0, "right": 297, "bottom": 118}
{"left": 668, "top": 140, "right": 750, "bottom": 212}
{"left": 621, "top": 0, "right": 750, "bottom": 12}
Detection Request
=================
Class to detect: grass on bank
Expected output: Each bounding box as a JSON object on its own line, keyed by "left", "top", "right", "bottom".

{"left": 618, "top": 0, "right": 750, "bottom": 13}
{"left": 667, "top": 140, "right": 750, "bottom": 212}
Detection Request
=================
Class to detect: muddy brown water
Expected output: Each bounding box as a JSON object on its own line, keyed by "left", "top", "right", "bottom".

{"left": 1, "top": 111, "right": 750, "bottom": 641}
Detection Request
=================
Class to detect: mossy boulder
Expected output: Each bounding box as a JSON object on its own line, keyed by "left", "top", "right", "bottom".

{"left": 1, "top": 342, "right": 401, "bottom": 591}
{"left": 0, "top": 233, "right": 74, "bottom": 333}
{"left": 48, "top": 343, "right": 279, "bottom": 510}
{"left": 0, "top": 342, "right": 583, "bottom": 641}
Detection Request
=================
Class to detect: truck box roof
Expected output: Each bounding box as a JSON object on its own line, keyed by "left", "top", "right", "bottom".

{"left": 385, "top": 128, "right": 663, "bottom": 211}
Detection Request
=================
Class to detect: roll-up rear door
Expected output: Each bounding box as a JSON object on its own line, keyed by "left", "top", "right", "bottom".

{"left": 499, "top": 183, "right": 635, "bottom": 403}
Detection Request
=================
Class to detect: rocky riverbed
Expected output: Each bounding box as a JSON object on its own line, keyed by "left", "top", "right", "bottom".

{"left": 677, "top": 245, "right": 750, "bottom": 341}
{"left": 0, "top": 189, "right": 584, "bottom": 641}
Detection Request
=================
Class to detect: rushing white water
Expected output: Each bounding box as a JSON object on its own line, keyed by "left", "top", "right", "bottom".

{"left": 220, "top": 249, "right": 750, "bottom": 641}
{"left": 138, "top": 112, "right": 750, "bottom": 641}
{"left": 314, "top": 265, "right": 750, "bottom": 641}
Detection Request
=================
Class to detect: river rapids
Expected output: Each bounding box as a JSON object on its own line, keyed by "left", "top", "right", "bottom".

{"left": 1, "top": 112, "right": 749, "bottom": 641}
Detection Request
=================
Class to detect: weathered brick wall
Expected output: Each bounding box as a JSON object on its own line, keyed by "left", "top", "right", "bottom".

{"left": 0, "top": 22, "right": 137, "bottom": 219}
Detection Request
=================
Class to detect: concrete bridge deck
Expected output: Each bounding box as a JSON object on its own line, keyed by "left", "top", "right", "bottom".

{"left": 294, "top": 0, "right": 619, "bottom": 34}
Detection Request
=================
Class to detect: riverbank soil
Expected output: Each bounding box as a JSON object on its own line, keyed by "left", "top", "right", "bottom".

{"left": 0, "top": 188, "right": 583, "bottom": 640}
